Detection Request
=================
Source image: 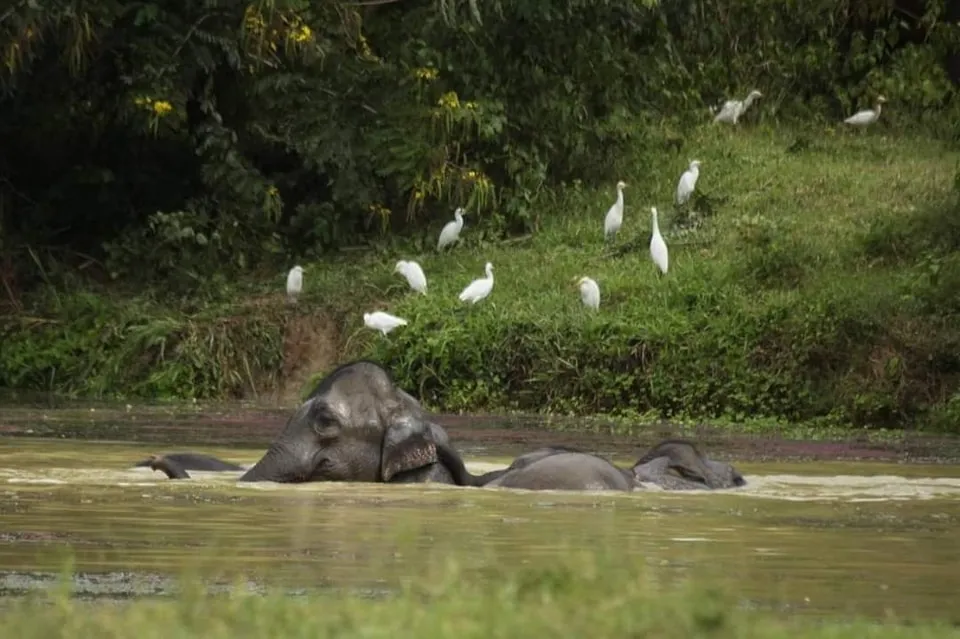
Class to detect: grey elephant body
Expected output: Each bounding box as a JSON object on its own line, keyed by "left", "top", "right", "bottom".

{"left": 632, "top": 440, "right": 746, "bottom": 490}
{"left": 141, "top": 360, "right": 480, "bottom": 486}
{"left": 134, "top": 368, "right": 742, "bottom": 495}
{"left": 485, "top": 452, "right": 638, "bottom": 491}
{"left": 133, "top": 453, "right": 245, "bottom": 472}
{"left": 482, "top": 440, "right": 745, "bottom": 492}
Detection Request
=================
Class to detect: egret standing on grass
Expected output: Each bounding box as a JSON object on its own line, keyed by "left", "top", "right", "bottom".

{"left": 676, "top": 160, "right": 701, "bottom": 207}
{"left": 459, "top": 262, "right": 494, "bottom": 305}
{"left": 604, "top": 181, "right": 627, "bottom": 242}
{"left": 437, "top": 207, "right": 465, "bottom": 251}
{"left": 394, "top": 260, "right": 427, "bottom": 295}
{"left": 576, "top": 276, "right": 600, "bottom": 310}
{"left": 286, "top": 266, "right": 304, "bottom": 304}
{"left": 649, "top": 207, "right": 669, "bottom": 276}
{"left": 363, "top": 311, "right": 409, "bottom": 336}
{"left": 844, "top": 96, "right": 887, "bottom": 128}
{"left": 713, "top": 90, "right": 763, "bottom": 125}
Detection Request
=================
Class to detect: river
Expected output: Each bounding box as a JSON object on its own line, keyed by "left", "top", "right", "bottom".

{"left": 1, "top": 402, "right": 958, "bottom": 624}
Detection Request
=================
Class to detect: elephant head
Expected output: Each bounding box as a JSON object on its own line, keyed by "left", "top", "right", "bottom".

{"left": 239, "top": 360, "right": 475, "bottom": 484}
{"left": 631, "top": 439, "right": 745, "bottom": 490}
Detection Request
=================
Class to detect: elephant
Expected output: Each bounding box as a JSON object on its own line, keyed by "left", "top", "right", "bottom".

{"left": 483, "top": 449, "right": 637, "bottom": 491}
{"left": 139, "top": 360, "right": 482, "bottom": 486}
{"left": 480, "top": 439, "right": 746, "bottom": 492}
{"left": 132, "top": 452, "right": 245, "bottom": 473}
{"left": 632, "top": 439, "right": 746, "bottom": 490}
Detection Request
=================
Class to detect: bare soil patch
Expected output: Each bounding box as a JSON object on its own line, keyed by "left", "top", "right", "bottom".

{"left": 275, "top": 313, "right": 341, "bottom": 404}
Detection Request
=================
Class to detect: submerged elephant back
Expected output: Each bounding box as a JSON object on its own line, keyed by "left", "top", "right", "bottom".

{"left": 486, "top": 452, "right": 636, "bottom": 492}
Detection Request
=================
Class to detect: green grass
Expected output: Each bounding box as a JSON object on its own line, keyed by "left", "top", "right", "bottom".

{"left": 344, "top": 124, "right": 960, "bottom": 428}
{"left": 4, "top": 553, "right": 958, "bottom": 638}
{"left": 3, "top": 123, "right": 959, "bottom": 430}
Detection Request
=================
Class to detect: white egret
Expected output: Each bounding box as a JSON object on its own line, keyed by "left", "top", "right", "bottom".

{"left": 363, "top": 311, "right": 408, "bottom": 336}
{"left": 286, "top": 265, "right": 304, "bottom": 304}
{"left": 576, "top": 276, "right": 600, "bottom": 310}
{"left": 676, "top": 160, "right": 701, "bottom": 206}
{"left": 713, "top": 90, "right": 763, "bottom": 125}
{"left": 458, "top": 262, "right": 494, "bottom": 304}
{"left": 604, "top": 181, "right": 627, "bottom": 242}
{"left": 394, "top": 260, "right": 427, "bottom": 295}
{"left": 649, "top": 207, "right": 669, "bottom": 276}
{"left": 437, "top": 207, "right": 465, "bottom": 250}
{"left": 844, "top": 96, "right": 887, "bottom": 128}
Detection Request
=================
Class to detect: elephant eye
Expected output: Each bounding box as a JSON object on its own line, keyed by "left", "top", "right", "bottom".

{"left": 312, "top": 422, "right": 339, "bottom": 441}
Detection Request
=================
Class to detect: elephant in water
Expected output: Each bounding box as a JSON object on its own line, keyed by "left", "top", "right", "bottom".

{"left": 133, "top": 453, "right": 244, "bottom": 473}
{"left": 480, "top": 440, "right": 745, "bottom": 492}
{"left": 138, "top": 360, "right": 480, "bottom": 486}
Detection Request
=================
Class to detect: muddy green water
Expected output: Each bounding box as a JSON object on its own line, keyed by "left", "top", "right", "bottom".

{"left": 1, "top": 436, "right": 960, "bottom": 623}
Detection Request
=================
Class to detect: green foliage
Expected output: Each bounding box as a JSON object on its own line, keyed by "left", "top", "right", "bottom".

{"left": 360, "top": 127, "right": 960, "bottom": 431}
{"left": 4, "top": 124, "right": 957, "bottom": 431}
{"left": 0, "top": 289, "right": 285, "bottom": 399}
{"left": 1, "top": 0, "right": 959, "bottom": 295}
{"left": 729, "top": 214, "right": 811, "bottom": 289}
{"left": 1, "top": 1, "right": 959, "bottom": 429}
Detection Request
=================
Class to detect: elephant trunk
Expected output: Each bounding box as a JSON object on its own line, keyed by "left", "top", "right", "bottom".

{"left": 471, "top": 468, "right": 509, "bottom": 485}
{"left": 240, "top": 438, "right": 313, "bottom": 483}
{"left": 435, "top": 443, "right": 487, "bottom": 487}
{"left": 149, "top": 455, "right": 190, "bottom": 480}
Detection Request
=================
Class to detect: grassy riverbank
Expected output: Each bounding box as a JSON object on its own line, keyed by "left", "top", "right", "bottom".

{"left": 3, "top": 553, "right": 958, "bottom": 638}
{"left": 2, "top": 123, "right": 959, "bottom": 431}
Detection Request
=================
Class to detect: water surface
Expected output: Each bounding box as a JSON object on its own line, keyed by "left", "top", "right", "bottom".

{"left": 1, "top": 434, "right": 959, "bottom": 623}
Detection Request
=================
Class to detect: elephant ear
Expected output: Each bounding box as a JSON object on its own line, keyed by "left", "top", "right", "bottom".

{"left": 666, "top": 459, "right": 710, "bottom": 485}
{"left": 380, "top": 416, "right": 439, "bottom": 482}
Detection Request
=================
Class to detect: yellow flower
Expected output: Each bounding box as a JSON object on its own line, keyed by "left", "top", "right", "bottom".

{"left": 463, "top": 101, "right": 477, "bottom": 110}
{"left": 413, "top": 190, "right": 425, "bottom": 201}
{"left": 267, "top": 186, "right": 279, "bottom": 197}
{"left": 356, "top": 33, "right": 380, "bottom": 62}
{"left": 368, "top": 203, "right": 390, "bottom": 218}
{"left": 133, "top": 96, "right": 148, "bottom": 106}
{"left": 437, "top": 91, "right": 460, "bottom": 110}
{"left": 152, "top": 100, "right": 173, "bottom": 116}
{"left": 463, "top": 169, "right": 490, "bottom": 187}
{"left": 292, "top": 25, "right": 312, "bottom": 43}
{"left": 413, "top": 67, "right": 438, "bottom": 81}
{"left": 244, "top": 6, "right": 266, "bottom": 32}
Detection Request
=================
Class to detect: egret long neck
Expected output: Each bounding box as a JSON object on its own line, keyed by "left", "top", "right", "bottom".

{"left": 873, "top": 103, "right": 882, "bottom": 117}
{"left": 652, "top": 211, "right": 660, "bottom": 234}
{"left": 743, "top": 93, "right": 758, "bottom": 109}
{"left": 616, "top": 188, "right": 623, "bottom": 210}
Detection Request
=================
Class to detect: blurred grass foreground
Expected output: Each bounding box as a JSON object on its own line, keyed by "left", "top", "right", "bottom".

{"left": 3, "top": 551, "right": 958, "bottom": 638}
